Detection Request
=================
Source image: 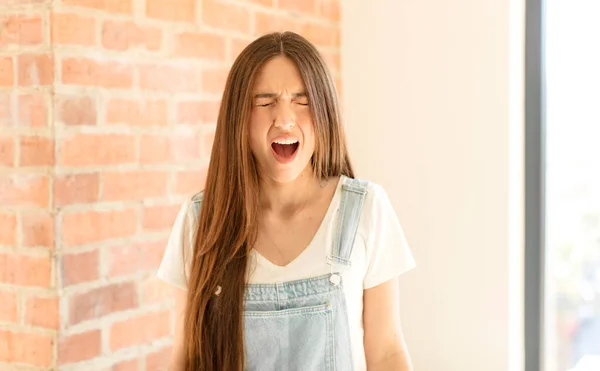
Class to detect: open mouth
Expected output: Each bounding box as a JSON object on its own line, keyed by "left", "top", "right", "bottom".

{"left": 271, "top": 139, "right": 299, "bottom": 163}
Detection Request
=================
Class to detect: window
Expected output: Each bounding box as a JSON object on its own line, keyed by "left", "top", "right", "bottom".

{"left": 527, "top": 1, "right": 600, "bottom": 370}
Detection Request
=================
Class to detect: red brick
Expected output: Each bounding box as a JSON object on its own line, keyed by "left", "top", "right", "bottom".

{"left": 142, "top": 204, "right": 180, "bottom": 231}
{"left": 174, "top": 32, "right": 225, "bottom": 60}
{"left": 0, "top": 174, "right": 49, "bottom": 207}
{"left": 0, "top": 136, "right": 15, "bottom": 167}
{"left": 138, "top": 135, "right": 169, "bottom": 165}
{"left": 108, "top": 238, "right": 167, "bottom": 277}
{"left": 61, "top": 250, "right": 100, "bottom": 286}
{"left": 110, "top": 310, "right": 170, "bottom": 351}
{"left": 177, "top": 100, "right": 220, "bottom": 125}
{"left": 62, "top": 58, "right": 134, "bottom": 88}
{"left": 17, "top": 54, "right": 53, "bottom": 86}
{"left": 0, "top": 56, "right": 14, "bottom": 86}
{"left": 146, "top": 0, "right": 195, "bottom": 22}
{"left": 24, "top": 296, "right": 58, "bottom": 329}
{"left": 142, "top": 276, "right": 172, "bottom": 305}
{"left": 62, "top": 208, "right": 137, "bottom": 247}
{"left": 201, "top": 67, "right": 229, "bottom": 95}
{"left": 278, "top": 0, "right": 316, "bottom": 15}
{"left": 178, "top": 132, "right": 201, "bottom": 163}
{"left": 139, "top": 131, "right": 201, "bottom": 165}
{"left": 52, "top": 13, "right": 96, "bottom": 45}
{"left": 19, "top": 135, "right": 54, "bottom": 167}
{"left": 240, "top": 0, "right": 273, "bottom": 6}
{"left": 320, "top": 0, "right": 340, "bottom": 21}
{"left": 102, "top": 171, "right": 168, "bottom": 202}
{"left": 174, "top": 169, "right": 207, "bottom": 195}
{"left": 62, "top": 0, "right": 133, "bottom": 14}
{"left": 69, "top": 282, "right": 138, "bottom": 325}
{"left": 60, "top": 133, "right": 136, "bottom": 167}
{"left": 301, "top": 22, "right": 340, "bottom": 47}
{"left": 57, "top": 95, "right": 96, "bottom": 126}
{"left": 229, "top": 38, "right": 250, "bottom": 61}
{"left": 106, "top": 98, "right": 168, "bottom": 126}
{"left": 202, "top": 0, "right": 251, "bottom": 33}
{"left": 0, "top": 290, "right": 18, "bottom": 323}
{"left": 54, "top": 173, "right": 99, "bottom": 206}
{"left": 102, "top": 20, "right": 162, "bottom": 51}
{"left": 203, "top": 131, "right": 215, "bottom": 158}
{"left": 18, "top": 93, "right": 47, "bottom": 127}
{"left": 0, "top": 329, "right": 53, "bottom": 367}
{"left": 0, "top": 252, "right": 51, "bottom": 287}
{"left": 254, "top": 12, "right": 302, "bottom": 36}
{"left": 0, "top": 93, "right": 10, "bottom": 126}
{"left": 0, "top": 15, "right": 43, "bottom": 46}
{"left": 0, "top": 212, "right": 17, "bottom": 245}
{"left": 138, "top": 64, "right": 201, "bottom": 93}
{"left": 21, "top": 210, "right": 53, "bottom": 248}
{"left": 58, "top": 330, "right": 101, "bottom": 365}
{"left": 145, "top": 346, "right": 171, "bottom": 371}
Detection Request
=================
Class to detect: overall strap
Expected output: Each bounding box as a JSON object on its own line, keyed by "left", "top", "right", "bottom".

{"left": 190, "top": 190, "right": 204, "bottom": 216}
{"left": 327, "top": 177, "right": 369, "bottom": 274}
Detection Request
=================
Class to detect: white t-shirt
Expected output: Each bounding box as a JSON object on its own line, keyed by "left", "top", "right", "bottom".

{"left": 156, "top": 175, "right": 416, "bottom": 371}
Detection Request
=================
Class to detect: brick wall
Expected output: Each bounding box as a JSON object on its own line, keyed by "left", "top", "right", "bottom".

{"left": 1, "top": 1, "right": 57, "bottom": 370}
{"left": 0, "top": 0, "right": 340, "bottom": 370}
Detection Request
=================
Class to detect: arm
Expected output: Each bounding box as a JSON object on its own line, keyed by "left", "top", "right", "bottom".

{"left": 363, "top": 277, "right": 413, "bottom": 371}
{"left": 167, "top": 287, "right": 188, "bottom": 371}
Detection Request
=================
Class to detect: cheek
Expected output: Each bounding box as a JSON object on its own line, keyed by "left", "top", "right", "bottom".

{"left": 248, "top": 112, "right": 271, "bottom": 153}
{"left": 300, "top": 119, "right": 316, "bottom": 148}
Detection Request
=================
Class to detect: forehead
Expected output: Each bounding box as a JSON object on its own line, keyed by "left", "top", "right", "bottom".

{"left": 252, "top": 55, "right": 306, "bottom": 92}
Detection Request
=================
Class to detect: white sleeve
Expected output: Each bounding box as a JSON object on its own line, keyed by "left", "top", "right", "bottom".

{"left": 363, "top": 183, "right": 416, "bottom": 289}
{"left": 156, "top": 199, "right": 197, "bottom": 290}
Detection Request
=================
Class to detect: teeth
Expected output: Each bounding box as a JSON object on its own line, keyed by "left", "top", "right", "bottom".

{"left": 273, "top": 139, "right": 298, "bottom": 145}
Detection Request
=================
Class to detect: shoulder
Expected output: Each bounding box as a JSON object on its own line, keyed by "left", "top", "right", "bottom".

{"left": 343, "top": 177, "right": 401, "bottom": 236}
{"left": 346, "top": 178, "right": 416, "bottom": 287}
{"left": 341, "top": 176, "right": 392, "bottom": 214}
{"left": 168, "top": 190, "right": 206, "bottom": 258}
{"left": 170, "top": 190, "right": 205, "bottom": 237}
{"left": 157, "top": 190, "right": 205, "bottom": 289}
{"left": 182, "top": 190, "right": 205, "bottom": 218}
{"left": 363, "top": 181, "right": 393, "bottom": 213}
{"left": 191, "top": 190, "right": 204, "bottom": 203}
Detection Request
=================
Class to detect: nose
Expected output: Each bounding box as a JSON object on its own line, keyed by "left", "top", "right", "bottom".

{"left": 273, "top": 102, "right": 295, "bottom": 130}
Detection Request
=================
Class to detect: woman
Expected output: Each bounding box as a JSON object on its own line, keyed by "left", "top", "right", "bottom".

{"left": 157, "top": 31, "right": 416, "bottom": 371}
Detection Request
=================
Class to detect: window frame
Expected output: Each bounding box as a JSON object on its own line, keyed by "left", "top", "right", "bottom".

{"left": 525, "top": 0, "right": 546, "bottom": 370}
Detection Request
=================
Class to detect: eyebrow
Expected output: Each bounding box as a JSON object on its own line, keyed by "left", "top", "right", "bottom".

{"left": 253, "top": 92, "right": 307, "bottom": 99}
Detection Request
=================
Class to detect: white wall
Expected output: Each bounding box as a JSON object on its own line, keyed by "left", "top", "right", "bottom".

{"left": 341, "top": 1, "right": 525, "bottom": 370}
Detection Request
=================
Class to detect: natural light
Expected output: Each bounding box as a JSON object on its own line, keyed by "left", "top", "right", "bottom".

{"left": 545, "top": 1, "right": 600, "bottom": 371}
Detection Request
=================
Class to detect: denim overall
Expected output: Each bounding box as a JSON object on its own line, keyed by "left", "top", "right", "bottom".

{"left": 242, "top": 177, "right": 369, "bottom": 371}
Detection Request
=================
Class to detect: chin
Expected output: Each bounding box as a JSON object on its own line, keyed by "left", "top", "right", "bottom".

{"left": 264, "top": 159, "right": 313, "bottom": 184}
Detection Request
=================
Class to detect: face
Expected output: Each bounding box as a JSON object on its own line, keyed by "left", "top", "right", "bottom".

{"left": 248, "top": 55, "right": 316, "bottom": 184}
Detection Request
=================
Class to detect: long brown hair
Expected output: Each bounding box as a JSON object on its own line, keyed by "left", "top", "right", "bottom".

{"left": 183, "top": 31, "right": 354, "bottom": 371}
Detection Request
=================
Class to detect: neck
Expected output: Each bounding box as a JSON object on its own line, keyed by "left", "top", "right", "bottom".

{"left": 258, "top": 166, "right": 322, "bottom": 217}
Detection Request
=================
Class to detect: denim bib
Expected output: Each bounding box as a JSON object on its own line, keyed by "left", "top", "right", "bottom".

{"left": 243, "top": 177, "right": 368, "bottom": 371}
